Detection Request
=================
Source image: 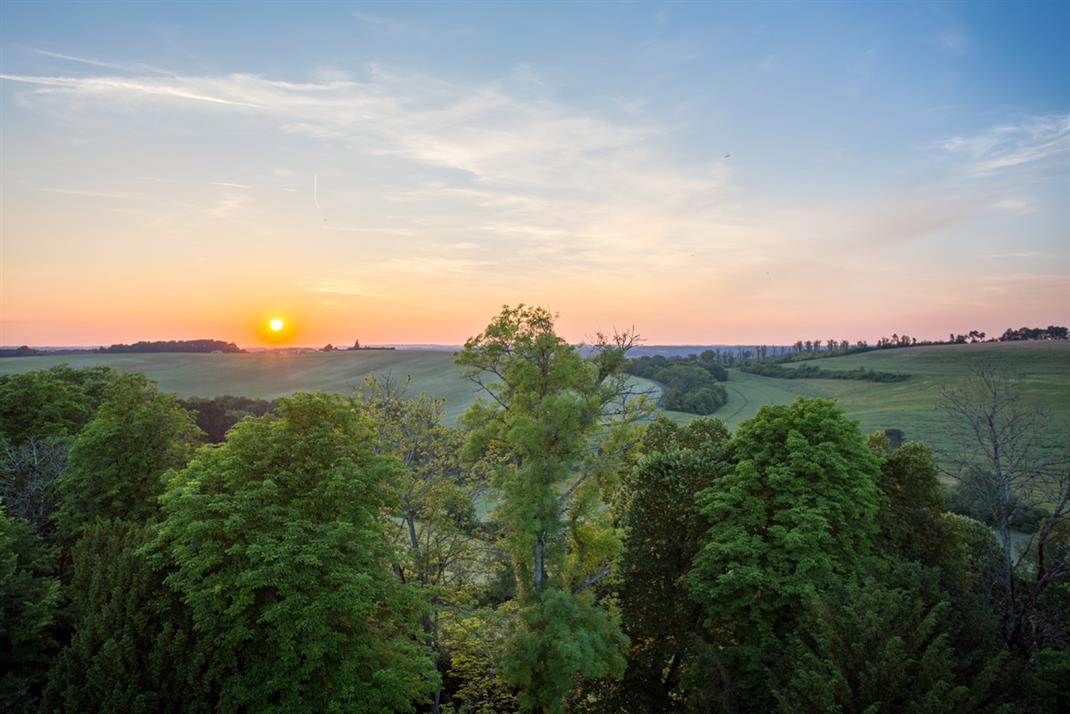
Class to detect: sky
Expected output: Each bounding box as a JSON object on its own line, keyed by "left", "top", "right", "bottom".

{"left": 1, "top": 1, "right": 1068, "bottom": 347}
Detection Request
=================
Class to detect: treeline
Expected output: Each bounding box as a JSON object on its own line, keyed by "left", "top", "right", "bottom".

{"left": 1, "top": 306, "right": 1067, "bottom": 714}
{"left": 741, "top": 363, "right": 909, "bottom": 382}
{"left": 624, "top": 353, "right": 728, "bottom": 415}
{"left": 777, "top": 324, "right": 1069, "bottom": 363}
{"left": 0, "top": 346, "right": 45, "bottom": 358}
{"left": 98, "top": 339, "right": 244, "bottom": 354}
{"left": 999, "top": 325, "right": 1069, "bottom": 341}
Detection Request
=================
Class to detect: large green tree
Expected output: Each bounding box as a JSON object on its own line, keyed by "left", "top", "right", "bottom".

{"left": 601, "top": 416, "right": 730, "bottom": 712}
{"left": 150, "top": 392, "right": 437, "bottom": 712}
{"left": 456, "top": 305, "right": 651, "bottom": 713}
{"left": 774, "top": 561, "right": 1010, "bottom": 714}
{"left": 0, "top": 365, "right": 116, "bottom": 445}
{"left": 0, "top": 366, "right": 119, "bottom": 535}
{"left": 0, "top": 504, "right": 61, "bottom": 711}
{"left": 42, "top": 519, "right": 206, "bottom": 713}
{"left": 686, "top": 398, "right": 881, "bottom": 711}
{"left": 867, "top": 434, "right": 951, "bottom": 565}
{"left": 55, "top": 373, "right": 202, "bottom": 537}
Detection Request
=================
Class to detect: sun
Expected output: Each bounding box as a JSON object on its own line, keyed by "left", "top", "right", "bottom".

{"left": 269, "top": 318, "right": 284, "bottom": 332}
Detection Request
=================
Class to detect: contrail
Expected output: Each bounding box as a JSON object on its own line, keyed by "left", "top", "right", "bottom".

{"left": 313, "top": 174, "right": 322, "bottom": 210}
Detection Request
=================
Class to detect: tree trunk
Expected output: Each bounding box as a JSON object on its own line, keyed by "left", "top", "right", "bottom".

{"left": 534, "top": 533, "right": 545, "bottom": 594}
{"left": 991, "top": 425, "right": 1018, "bottom": 646}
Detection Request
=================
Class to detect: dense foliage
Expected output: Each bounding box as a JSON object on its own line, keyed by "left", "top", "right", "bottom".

{"left": 623, "top": 354, "right": 727, "bottom": 415}
{"left": 1, "top": 309, "right": 1067, "bottom": 714}
{"left": 151, "top": 392, "right": 437, "bottom": 712}
{"left": 686, "top": 399, "right": 882, "bottom": 710}
{"left": 54, "top": 373, "right": 202, "bottom": 538}
{"left": 98, "top": 339, "right": 244, "bottom": 354}
{"left": 0, "top": 505, "right": 60, "bottom": 710}
{"left": 456, "top": 305, "right": 650, "bottom": 712}
{"left": 741, "top": 362, "right": 908, "bottom": 382}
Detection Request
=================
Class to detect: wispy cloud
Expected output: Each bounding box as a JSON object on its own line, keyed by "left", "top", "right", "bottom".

{"left": 40, "top": 187, "right": 130, "bottom": 198}
{"left": 303, "top": 278, "right": 391, "bottom": 299}
{"left": 351, "top": 10, "right": 426, "bottom": 36}
{"left": 992, "top": 198, "right": 1033, "bottom": 214}
{"left": 26, "top": 47, "right": 173, "bottom": 76}
{"left": 984, "top": 251, "right": 1046, "bottom": 259}
{"left": 0, "top": 73, "right": 263, "bottom": 108}
{"left": 212, "top": 182, "right": 252, "bottom": 189}
{"left": 210, "top": 193, "right": 253, "bottom": 218}
{"left": 939, "top": 114, "right": 1070, "bottom": 175}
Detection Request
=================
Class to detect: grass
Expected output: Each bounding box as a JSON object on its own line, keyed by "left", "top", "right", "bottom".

{"left": 2, "top": 342, "right": 1067, "bottom": 449}
{"left": 638, "top": 342, "right": 1069, "bottom": 459}
{"left": 718, "top": 342, "right": 1070, "bottom": 455}
{"left": 0, "top": 351, "right": 477, "bottom": 422}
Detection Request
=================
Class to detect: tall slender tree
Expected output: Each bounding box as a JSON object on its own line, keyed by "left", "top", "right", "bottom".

{"left": 940, "top": 367, "right": 1070, "bottom": 652}
{"left": 456, "top": 305, "right": 651, "bottom": 712}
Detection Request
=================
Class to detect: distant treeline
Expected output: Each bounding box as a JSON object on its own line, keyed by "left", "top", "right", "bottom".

{"left": 323, "top": 342, "right": 397, "bottom": 352}
{"left": 726, "top": 324, "right": 1070, "bottom": 369}
{"left": 741, "top": 363, "right": 909, "bottom": 383}
{"left": 999, "top": 325, "right": 1069, "bottom": 341}
{"left": 624, "top": 353, "right": 728, "bottom": 415}
{"left": 99, "top": 339, "right": 245, "bottom": 354}
{"left": 0, "top": 346, "right": 45, "bottom": 358}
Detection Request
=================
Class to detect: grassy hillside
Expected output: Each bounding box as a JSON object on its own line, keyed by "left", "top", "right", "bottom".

{"left": 0, "top": 351, "right": 476, "bottom": 421}
{"left": 683, "top": 341, "right": 1070, "bottom": 454}
{"left": 2, "top": 342, "right": 1066, "bottom": 449}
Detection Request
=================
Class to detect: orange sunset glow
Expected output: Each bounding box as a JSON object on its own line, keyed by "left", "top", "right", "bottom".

{"left": 0, "top": 3, "right": 1066, "bottom": 350}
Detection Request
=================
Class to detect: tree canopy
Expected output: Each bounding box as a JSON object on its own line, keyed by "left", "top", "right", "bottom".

{"left": 150, "top": 392, "right": 438, "bottom": 712}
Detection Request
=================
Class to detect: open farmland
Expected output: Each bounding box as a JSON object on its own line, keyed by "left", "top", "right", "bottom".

{"left": 0, "top": 350, "right": 477, "bottom": 421}
{"left": 1, "top": 341, "right": 1067, "bottom": 446}
{"left": 714, "top": 341, "right": 1070, "bottom": 454}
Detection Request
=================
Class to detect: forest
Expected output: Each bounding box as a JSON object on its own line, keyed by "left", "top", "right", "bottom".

{"left": 1, "top": 305, "right": 1068, "bottom": 713}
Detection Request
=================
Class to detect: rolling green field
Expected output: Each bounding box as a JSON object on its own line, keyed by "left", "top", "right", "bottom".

{"left": 684, "top": 341, "right": 1070, "bottom": 454}
{"left": 0, "top": 351, "right": 477, "bottom": 421}
{"left": 1, "top": 342, "right": 1067, "bottom": 451}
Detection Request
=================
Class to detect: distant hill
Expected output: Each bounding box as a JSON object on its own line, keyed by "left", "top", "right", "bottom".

{"left": 0, "top": 342, "right": 1066, "bottom": 446}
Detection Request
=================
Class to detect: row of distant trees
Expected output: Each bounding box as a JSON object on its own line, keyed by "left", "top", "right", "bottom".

{"left": 98, "top": 339, "right": 244, "bottom": 354}
{"left": 322, "top": 339, "right": 396, "bottom": 351}
{"left": 691, "top": 324, "right": 1069, "bottom": 369}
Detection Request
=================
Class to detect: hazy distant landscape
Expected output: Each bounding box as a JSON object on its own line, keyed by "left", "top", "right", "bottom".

{"left": 3, "top": 340, "right": 1066, "bottom": 448}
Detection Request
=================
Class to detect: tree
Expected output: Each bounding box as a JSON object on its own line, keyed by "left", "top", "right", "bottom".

{"left": 867, "top": 434, "right": 950, "bottom": 565}
{"left": 609, "top": 417, "right": 730, "bottom": 711}
{"left": 150, "top": 392, "right": 437, "bottom": 712}
{"left": 0, "top": 505, "right": 61, "bottom": 710}
{"left": 439, "top": 610, "right": 519, "bottom": 713}
{"left": 774, "top": 562, "right": 1010, "bottom": 714}
{"left": 455, "top": 305, "right": 651, "bottom": 712}
{"left": 0, "top": 366, "right": 120, "bottom": 537}
{"left": 940, "top": 367, "right": 1070, "bottom": 652}
{"left": 1, "top": 436, "right": 71, "bottom": 537}
{"left": 42, "top": 519, "right": 207, "bottom": 713}
{"left": 355, "top": 374, "right": 482, "bottom": 714}
{"left": 55, "top": 373, "right": 202, "bottom": 538}
{"left": 686, "top": 398, "right": 881, "bottom": 711}
{"left": 0, "top": 365, "right": 117, "bottom": 445}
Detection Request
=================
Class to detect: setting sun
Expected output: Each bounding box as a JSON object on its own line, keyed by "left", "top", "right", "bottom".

{"left": 269, "top": 318, "right": 284, "bottom": 332}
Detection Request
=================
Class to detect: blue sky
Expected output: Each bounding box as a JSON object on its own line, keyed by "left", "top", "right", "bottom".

{"left": 1, "top": 1, "right": 1067, "bottom": 345}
